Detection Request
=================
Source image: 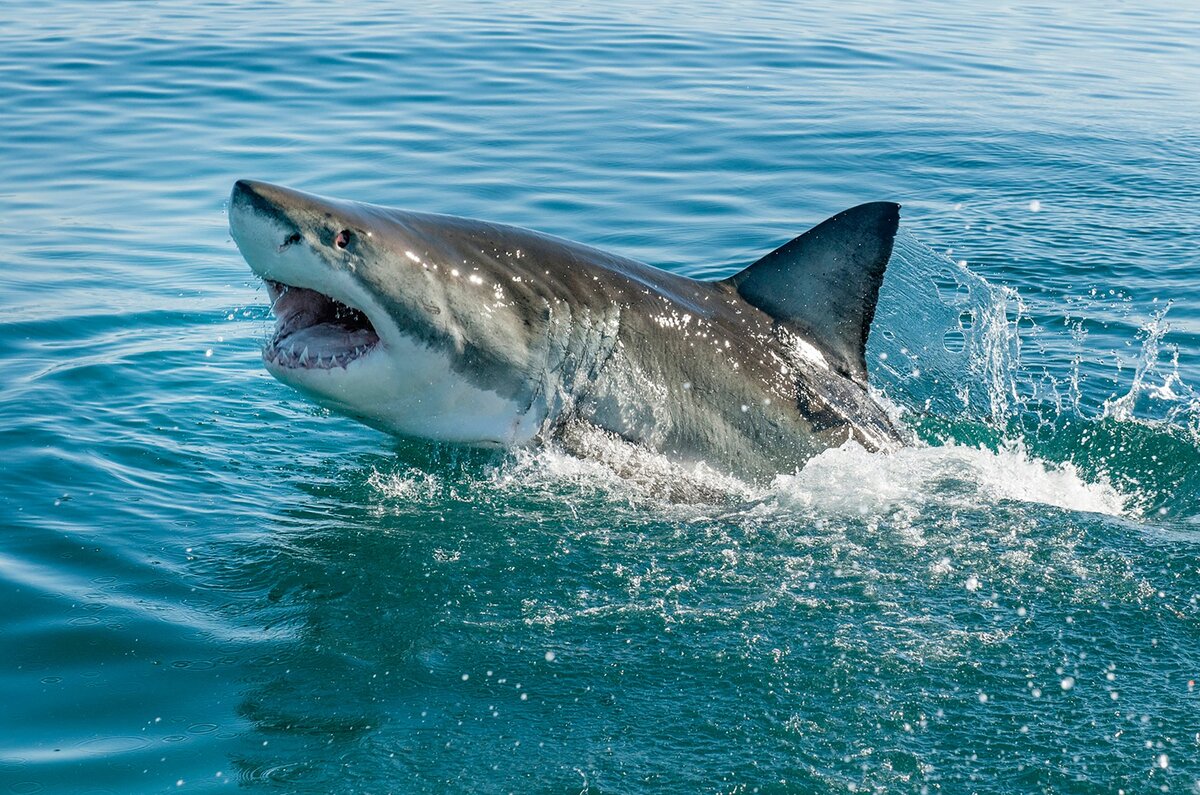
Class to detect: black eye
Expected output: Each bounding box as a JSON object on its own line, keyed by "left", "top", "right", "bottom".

{"left": 334, "top": 230, "right": 352, "bottom": 249}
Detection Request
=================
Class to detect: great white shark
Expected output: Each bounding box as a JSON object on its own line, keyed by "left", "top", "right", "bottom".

{"left": 229, "top": 180, "right": 904, "bottom": 481}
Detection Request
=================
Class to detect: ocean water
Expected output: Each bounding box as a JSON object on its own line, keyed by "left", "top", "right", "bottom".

{"left": 2, "top": 1, "right": 1199, "bottom": 792}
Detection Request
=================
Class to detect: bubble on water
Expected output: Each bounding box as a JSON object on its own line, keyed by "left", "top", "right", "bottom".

{"left": 1061, "top": 676, "right": 1075, "bottom": 691}
{"left": 367, "top": 468, "right": 442, "bottom": 502}
{"left": 1029, "top": 200, "right": 1042, "bottom": 212}
{"left": 965, "top": 576, "right": 980, "bottom": 592}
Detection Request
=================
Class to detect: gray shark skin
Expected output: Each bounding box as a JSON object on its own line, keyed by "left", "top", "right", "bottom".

{"left": 229, "top": 180, "right": 903, "bottom": 482}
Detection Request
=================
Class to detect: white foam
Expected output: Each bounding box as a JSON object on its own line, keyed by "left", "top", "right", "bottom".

{"left": 490, "top": 431, "right": 756, "bottom": 506}
{"left": 771, "top": 440, "right": 1130, "bottom": 518}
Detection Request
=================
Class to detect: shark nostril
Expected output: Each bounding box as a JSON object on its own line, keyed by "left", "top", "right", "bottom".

{"left": 334, "top": 230, "right": 352, "bottom": 249}
{"left": 281, "top": 232, "right": 301, "bottom": 249}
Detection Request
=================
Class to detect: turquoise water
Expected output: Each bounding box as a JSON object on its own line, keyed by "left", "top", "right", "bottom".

{"left": 3, "top": 1, "right": 1199, "bottom": 792}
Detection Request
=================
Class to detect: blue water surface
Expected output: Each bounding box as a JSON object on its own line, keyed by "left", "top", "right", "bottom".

{"left": 2, "top": 1, "right": 1199, "bottom": 792}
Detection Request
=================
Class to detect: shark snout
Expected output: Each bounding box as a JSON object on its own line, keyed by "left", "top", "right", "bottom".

{"left": 231, "top": 179, "right": 275, "bottom": 220}
{"left": 230, "top": 180, "right": 295, "bottom": 257}
{"left": 230, "top": 180, "right": 310, "bottom": 247}
{"left": 232, "top": 179, "right": 304, "bottom": 215}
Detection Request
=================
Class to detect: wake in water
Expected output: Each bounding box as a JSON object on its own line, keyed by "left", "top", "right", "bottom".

{"left": 367, "top": 430, "right": 1131, "bottom": 535}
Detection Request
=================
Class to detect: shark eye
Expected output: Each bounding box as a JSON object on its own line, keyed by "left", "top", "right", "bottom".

{"left": 334, "top": 230, "right": 352, "bottom": 249}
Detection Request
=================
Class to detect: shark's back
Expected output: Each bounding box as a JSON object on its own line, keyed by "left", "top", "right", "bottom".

{"left": 553, "top": 203, "right": 904, "bottom": 479}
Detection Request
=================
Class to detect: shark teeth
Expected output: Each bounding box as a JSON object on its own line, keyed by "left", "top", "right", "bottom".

{"left": 263, "top": 336, "right": 378, "bottom": 371}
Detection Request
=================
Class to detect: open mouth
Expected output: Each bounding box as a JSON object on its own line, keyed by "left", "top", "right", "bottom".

{"left": 263, "top": 280, "right": 380, "bottom": 370}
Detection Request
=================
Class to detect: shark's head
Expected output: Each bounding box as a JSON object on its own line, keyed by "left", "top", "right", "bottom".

{"left": 229, "top": 180, "right": 562, "bottom": 445}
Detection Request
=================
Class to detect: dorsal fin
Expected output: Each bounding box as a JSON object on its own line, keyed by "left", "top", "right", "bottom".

{"left": 722, "top": 201, "right": 900, "bottom": 383}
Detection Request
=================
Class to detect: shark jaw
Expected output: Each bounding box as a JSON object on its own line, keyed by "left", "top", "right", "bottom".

{"left": 261, "top": 279, "right": 381, "bottom": 372}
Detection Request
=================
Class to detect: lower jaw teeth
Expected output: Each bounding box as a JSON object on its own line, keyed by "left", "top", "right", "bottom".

{"left": 265, "top": 344, "right": 372, "bottom": 369}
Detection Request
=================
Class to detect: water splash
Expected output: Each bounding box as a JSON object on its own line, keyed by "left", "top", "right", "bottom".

{"left": 1101, "top": 302, "right": 1195, "bottom": 423}
{"left": 873, "top": 232, "right": 1200, "bottom": 518}
{"left": 871, "top": 232, "right": 1028, "bottom": 425}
